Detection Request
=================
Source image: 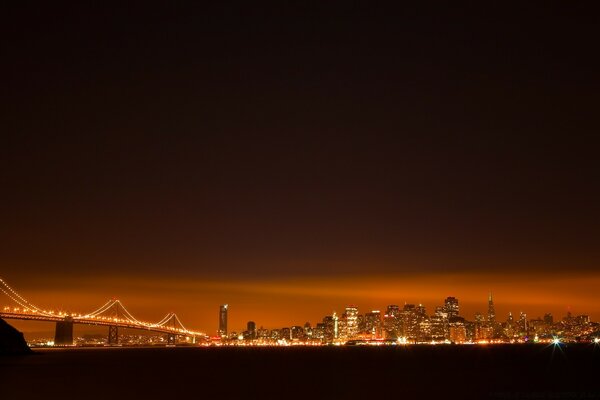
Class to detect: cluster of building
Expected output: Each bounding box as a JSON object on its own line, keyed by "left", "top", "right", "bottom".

{"left": 216, "top": 295, "right": 600, "bottom": 345}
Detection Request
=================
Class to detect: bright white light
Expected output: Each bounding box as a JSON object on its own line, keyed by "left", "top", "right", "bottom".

{"left": 553, "top": 338, "right": 560, "bottom": 345}
{"left": 594, "top": 338, "right": 600, "bottom": 344}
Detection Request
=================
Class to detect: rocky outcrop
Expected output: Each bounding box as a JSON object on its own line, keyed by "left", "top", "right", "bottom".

{"left": 0, "top": 318, "right": 32, "bottom": 355}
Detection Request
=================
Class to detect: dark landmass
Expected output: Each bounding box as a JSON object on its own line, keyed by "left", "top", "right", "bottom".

{"left": 0, "top": 345, "right": 599, "bottom": 399}
{"left": 0, "top": 318, "right": 32, "bottom": 355}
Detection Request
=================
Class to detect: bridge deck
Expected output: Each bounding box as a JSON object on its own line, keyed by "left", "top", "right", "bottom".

{"left": 0, "top": 312, "right": 198, "bottom": 336}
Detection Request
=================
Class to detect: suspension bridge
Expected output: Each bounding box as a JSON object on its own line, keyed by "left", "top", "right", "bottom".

{"left": 0, "top": 277, "right": 205, "bottom": 345}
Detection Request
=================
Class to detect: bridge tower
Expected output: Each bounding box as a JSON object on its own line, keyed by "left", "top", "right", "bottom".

{"left": 96, "top": 299, "right": 130, "bottom": 346}
{"left": 108, "top": 325, "right": 119, "bottom": 345}
{"left": 158, "top": 313, "right": 189, "bottom": 346}
{"left": 54, "top": 316, "right": 74, "bottom": 345}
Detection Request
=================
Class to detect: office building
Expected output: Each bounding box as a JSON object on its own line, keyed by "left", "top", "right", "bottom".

{"left": 218, "top": 304, "right": 228, "bottom": 337}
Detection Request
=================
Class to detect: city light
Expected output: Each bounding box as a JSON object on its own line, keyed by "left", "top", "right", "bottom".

{"left": 2, "top": 277, "right": 599, "bottom": 348}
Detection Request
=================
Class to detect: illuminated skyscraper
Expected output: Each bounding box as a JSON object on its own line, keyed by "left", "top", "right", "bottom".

{"left": 519, "top": 312, "right": 528, "bottom": 334}
{"left": 364, "top": 310, "right": 382, "bottom": 338}
{"left": 430, "top": 306, "right": 449, "bottom": 341}
{"left": 487, "top": 293, "right": 496, "bottom": 323}
{"left": 313, "top": 323, "right": 326, "bottom": 341}
{"left": 383, "top": 305, "right": 400, "bottom": 339}
{"left": 323, "top": 315, "right": 336, "bottom": 341}
{"left": 333, "top": 312, "right": 339, "bottom": 339}
{"left": 247, "top": 320, "right": 256, "bottom": 339}
{"left": 345, "top": 305, "right": 359, "bottom": 339}
{"left": 386, "top": 304, "right": 400, "bottom": 317}
{"left": 449, "top": 322, "right": 467, "bottom": 343}
{"left": 401, "top": 304, "right": 420, "bottom": 341}
{"left": 444, "top": 297, "right": 459, "bottom": 319}
{"left": 218, "top": 304, "right": 228, "bottom": 337}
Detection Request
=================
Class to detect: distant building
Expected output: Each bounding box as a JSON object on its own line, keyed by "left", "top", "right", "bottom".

{"left": 333, "top": 313, "right": 339, "bottom": 339}
{"left": 291, "top": 326, "right": 304, "bottom": 340}
{"left": 449, "top": 322, "right": 467, "bottom": 343}
{"left": 313, "top": 323, "right": 326, "bottom": 340}
{"left": 303, "top": 322, "right": 312, "bottom": 339}
{"left": 364, "top": 310, "right": 382, "bottom": 338}
{"left": 345, "top": 305, "right": 359, "bottom": 339}
{"left": 386, "top": 305, "right": 400, "bottom": 317}
{"left": 247, "top": 321, "right": 256, "bottom": 339}
{"left": 323, "top": 315, "right": 336, "bottom": 341}
{"left": 401, "top": 304, "right": 420, "bottom": 341}
{"left": 477, "top": 325, "right": 494, "bottom": 340}
{"left": 475, "top": 312, "right": 484, "bottom": 324}
{"left": 519, "top": 312, "right": 528, "bottom": 334}
{"left": 257, "top": 326, "right": 269, "bottom": 339}
{"left": 270, "top": 329, "right": 281, "bottom": 340}
{"left": 418, "top": 318, "right": 432, "bottom": 342}
{"left": 280, "top": 327, "right": 291, "bottom": 341}
{"left": 218, "top": 304, "right": 228, "bottom": 337}
{"left": 383, "top": 305, "right": 401, "bottom": 339}
{"left": 416, "top": 304, "right": 427, "bottom": 318}
{"left": 444, "top": 297, "right": 459, "bottom": 319}
{"left": 430, "top": 307, "right": 449, "bottom": 341}
{"left": 487, "top": 293, "right": 496, "bottom": 324}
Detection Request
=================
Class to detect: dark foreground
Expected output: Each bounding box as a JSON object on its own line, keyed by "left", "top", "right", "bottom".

{"left": 1, "top": 345, "right": 599, "bottom": 400}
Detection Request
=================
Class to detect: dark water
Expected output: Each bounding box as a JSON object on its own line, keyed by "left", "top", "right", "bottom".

{"left": 1, "top": 345, "right": 599, "bottom": 400}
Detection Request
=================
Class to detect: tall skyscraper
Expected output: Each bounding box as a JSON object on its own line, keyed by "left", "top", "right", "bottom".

{"left": 430, "top": 306, "right": 449, "bottom": 341}
{"left": 333, "top": 312, "right": 339, "bottom": 339}
{"left": 444, "top": 297, "right": 459, "bottom": 319}
{"left": 323, "top": 315, "right": 337, "bottom": 341}
{"left": 247, "top": 320, "right": 256, "bottom": 339}
{"left": 345, "top": 305, "right": 359, "bottom": 339}
{"left": 402, "top": 303, "right": 420, "bottom": 341}
{"left": 218, "top": 304, "right": 228, "bottom": 337}
{"left": 519, "top": 312, "right": 528, "bottom": 333}
{"left": 364, "top": 310, "right": 382, "bottom": 338}
{"left": 386, "top": 304, "right": 400, "bottom": 317}
{"left": 487, "top": 293, "right": 496, "bottom": 323}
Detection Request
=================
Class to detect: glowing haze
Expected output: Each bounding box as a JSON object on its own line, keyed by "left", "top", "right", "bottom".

{"left": 6, "top": 271, "right": 600, "bottom": 336}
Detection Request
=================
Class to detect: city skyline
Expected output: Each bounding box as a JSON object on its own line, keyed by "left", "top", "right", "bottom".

{"left": 4, "top": 274, "right": 598, "bottom": 339}
{"left": 4, "top": 274, "right": 598, "bottom": 346}
{"left": 215, "top": 292, "right": 596, "bottom": 339}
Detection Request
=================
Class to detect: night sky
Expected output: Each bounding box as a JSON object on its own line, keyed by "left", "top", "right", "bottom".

{"left": 2, "top": 3, "right": 599, "bottom": 333}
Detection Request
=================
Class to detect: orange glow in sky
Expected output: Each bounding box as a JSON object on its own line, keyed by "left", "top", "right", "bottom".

{"left": 5, "top": 271, "right": 600, "bottom": 337}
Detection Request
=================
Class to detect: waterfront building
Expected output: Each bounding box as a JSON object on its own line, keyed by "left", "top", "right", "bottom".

{"left": 449, "top": 322, "right": 467, "bottom": 343}
{"left": 218, "top": 304, "right": 228, "bottom": 337}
